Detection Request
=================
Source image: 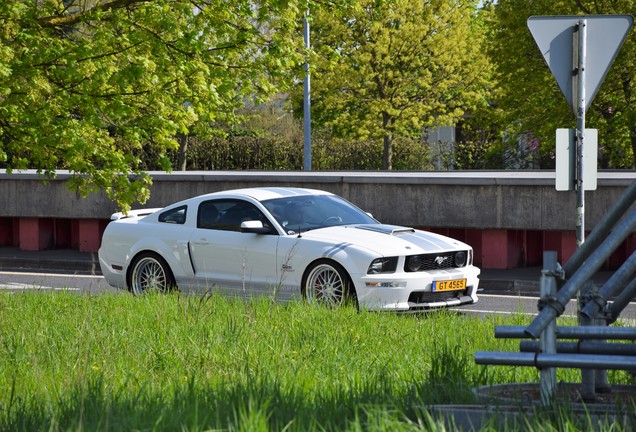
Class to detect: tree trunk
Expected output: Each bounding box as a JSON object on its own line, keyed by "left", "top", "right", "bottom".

{"left": 382, "top": 133, "right": 393, "bottom": 170}
{"left": 382, "top": 112, "right": 393, "bottom": 170}
{"left": 177, "top": 134, "right": 188, "bottom": 171}
{"left": 631, "top": 128, "right": 636, "bottom": 169}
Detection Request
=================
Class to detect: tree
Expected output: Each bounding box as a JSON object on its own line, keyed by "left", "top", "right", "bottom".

{"left": 302, "top": 0, "right": 492, "bottom": 170}
{"left": 0, "top": 0, "right": 306, "bottom": 211}
{"left": 487, "top": 0, "right": 636, "bottom": 168}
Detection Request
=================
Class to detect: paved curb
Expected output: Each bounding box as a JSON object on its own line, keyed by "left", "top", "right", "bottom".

{"left": 0, "top": 249, "right": 101, "bottom": 275}
{"left": 480, "top": 278, "right": 540, "bottom": 294}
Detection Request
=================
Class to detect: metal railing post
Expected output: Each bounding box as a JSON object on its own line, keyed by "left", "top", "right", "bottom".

{"left": 539, "top": 252, "right": 558, "bottom": 405}
{"left": 594, "top": 311, "right": 610, "bottom": 394}
{"left": 579, "top": 280, "right": 598, "bottom": 401}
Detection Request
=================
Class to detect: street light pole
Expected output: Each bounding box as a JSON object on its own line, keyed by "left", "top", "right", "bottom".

{"left": 303, "top": 9, "right": 312, "bottom": 171}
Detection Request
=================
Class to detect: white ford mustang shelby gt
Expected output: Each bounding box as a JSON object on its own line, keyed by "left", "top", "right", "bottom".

{"left": 98, "top": 187, "right": 480, "bottom": 311}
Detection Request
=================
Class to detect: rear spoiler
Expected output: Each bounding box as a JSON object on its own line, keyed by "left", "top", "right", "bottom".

{"left": 110, "top": 208, "right": 162, "bottom": 221}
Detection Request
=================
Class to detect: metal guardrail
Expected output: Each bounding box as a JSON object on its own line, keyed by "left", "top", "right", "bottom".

{"left": 494, "top": 325, "right": 636, "bottom": 340}
{"left": 474, "top": 178, "right": 636, "bottom": 405}
{"left": 520, "top": 340, "right": 636, "bottom": 356}
{"left": 475, "top": 352, "right": 636, "bottom": 370}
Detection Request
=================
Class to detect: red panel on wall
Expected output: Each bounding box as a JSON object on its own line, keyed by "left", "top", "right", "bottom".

{"left": 78, "top": 219, "right": 102, "bottom": 252}
{"left": 18, "top": 218, "right": 54, "bottom": 251}
{"left": 481, "top": 230, "right": 510, "bottom": 269}
{"left": 18, "top": 218, "right": 38, "bottom": 251}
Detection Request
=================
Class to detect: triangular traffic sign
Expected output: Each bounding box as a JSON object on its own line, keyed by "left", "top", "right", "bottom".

{"left": 527, "top": 15, "right": 633, "bottom": 113}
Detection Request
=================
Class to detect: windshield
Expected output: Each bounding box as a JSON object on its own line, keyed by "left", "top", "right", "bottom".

{"left": 262, "top": 194, "right": 378, "bottom": 234}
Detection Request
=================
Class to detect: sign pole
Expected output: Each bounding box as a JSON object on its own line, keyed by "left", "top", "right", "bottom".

{"left": 574, "top": 18, "right": 597, "bottom": 401}
{"left": 575, "top": 19, "right": 587, "bottom": 247}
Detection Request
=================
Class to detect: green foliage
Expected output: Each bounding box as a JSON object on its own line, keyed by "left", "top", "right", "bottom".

{"left": 486, "top": 0, "right": 636, "bottom": 168}
{"left": 301, "top": 0, "right": 493, "bottom": 169}
{"left": 180, "top": 135, "right": 305, "bottom": 170}
{"left": 0, "top": 0, "right": 306, "bottom": 211}
{"left": 177, "top": 106, "right": 434, "bottom": 171}
{"left": 176, "top": 135, "right": 435, "bottom": 170}
{"left": 175, "top": 103, "right": 439, "bottom": 171}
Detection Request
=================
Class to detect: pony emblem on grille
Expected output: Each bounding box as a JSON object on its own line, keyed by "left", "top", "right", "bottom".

{"left": 434, "top": 256, "right": 450, "bottom": 266}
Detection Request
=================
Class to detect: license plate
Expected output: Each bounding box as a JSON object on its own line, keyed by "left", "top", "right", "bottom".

{"left": 433, "top": 279, "right": 466, "bottom": 292}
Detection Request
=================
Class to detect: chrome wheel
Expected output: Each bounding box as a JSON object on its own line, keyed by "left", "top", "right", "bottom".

{"left": 129, "top": 254, "right": 173, "bottom": 294}
{"left": 304, "top": 261, "right": 350, "bottom": 307}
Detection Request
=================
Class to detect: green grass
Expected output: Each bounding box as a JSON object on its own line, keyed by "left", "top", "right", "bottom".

{"left": 0, "top": 292, "right": 634, "bottom": 431}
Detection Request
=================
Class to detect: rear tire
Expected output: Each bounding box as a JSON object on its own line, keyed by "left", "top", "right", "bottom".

{"left": 128, "top": 252, "right": 176, "bottom": 295}
{"left": 302, "top": 259, "right": 357, "bottom": 308}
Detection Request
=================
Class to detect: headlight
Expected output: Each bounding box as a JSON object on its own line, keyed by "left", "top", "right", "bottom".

{"left": 455, "top": 251, "right": 467, "bottom": 267}
{"left": 367, "top": 257, "right": 398, "bottom": 274}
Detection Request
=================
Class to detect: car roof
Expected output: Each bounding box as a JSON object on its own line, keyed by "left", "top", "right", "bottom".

{"left": 201, "top": 187, "right": 333, "bottom": 202}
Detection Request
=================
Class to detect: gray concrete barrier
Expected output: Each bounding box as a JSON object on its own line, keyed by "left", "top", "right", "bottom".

{"left": 2, "top": 169, "right": 635, "bottom": 268}
{"left": 1, "top": 170, "right": 634, "bottom": 231}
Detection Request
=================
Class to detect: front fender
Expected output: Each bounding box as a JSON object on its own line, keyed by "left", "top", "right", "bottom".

{"left": 280, "top": 238, "right": 376, "bottom": 292}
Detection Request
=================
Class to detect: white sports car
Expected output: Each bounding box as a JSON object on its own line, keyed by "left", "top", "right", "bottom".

{"left": 98, "top": 187, "right": 480, "bottom": 311}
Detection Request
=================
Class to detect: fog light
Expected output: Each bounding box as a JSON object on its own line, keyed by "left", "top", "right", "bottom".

{"left": 405, "top": 255, "right": 422, "bottom": 272}
{"left": 455, "top": 251, "right": 467, "bottom": 267}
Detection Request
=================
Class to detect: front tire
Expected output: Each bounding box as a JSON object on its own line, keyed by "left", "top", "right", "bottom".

{"left": 302, "top": 259, "right": 357, "bottom": 308}
{"left": 128, "top": 252, "right": 176, "bottom": 295}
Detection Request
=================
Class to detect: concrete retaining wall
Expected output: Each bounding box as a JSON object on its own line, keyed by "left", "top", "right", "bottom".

{"left": 2, "top": 170, "right": 635, "bottom": 269}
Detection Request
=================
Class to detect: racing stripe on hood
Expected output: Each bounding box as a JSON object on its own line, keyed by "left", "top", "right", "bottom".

{"left": 355, "top": 224, "right": 462, "bottom": 251}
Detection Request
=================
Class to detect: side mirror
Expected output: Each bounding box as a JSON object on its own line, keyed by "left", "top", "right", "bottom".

{"left": 240, "top": 220, "right": 272, "bottom": 234}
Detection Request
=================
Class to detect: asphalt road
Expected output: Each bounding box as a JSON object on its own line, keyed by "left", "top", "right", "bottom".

{"left": 3, "top": 270, "right": 636, "bottom": 323}
{"left": 0, "top": 270, "right": 117, "bottom": 295}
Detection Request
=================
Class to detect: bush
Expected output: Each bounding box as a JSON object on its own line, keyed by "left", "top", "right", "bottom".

{"left": 174, "top": 135, "right": 435, "bottom": 171}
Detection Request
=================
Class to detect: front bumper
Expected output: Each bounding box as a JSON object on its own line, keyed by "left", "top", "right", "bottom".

{"left": 355, "top": 266, "right": 480, "bottom": 311}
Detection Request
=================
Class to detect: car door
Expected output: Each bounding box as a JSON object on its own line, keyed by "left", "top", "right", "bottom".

{"left": 188, "top": 198, "right": 280, "bottom": 297}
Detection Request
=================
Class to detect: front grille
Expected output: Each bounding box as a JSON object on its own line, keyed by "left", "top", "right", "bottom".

{"left": 408, "top": 289, "right": 467, "bottom": 304}
{"left": 404, "top": 251, "right": 460, "bottom": 272}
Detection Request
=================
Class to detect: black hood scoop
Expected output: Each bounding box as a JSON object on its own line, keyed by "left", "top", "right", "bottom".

{"left": 355, "top": 224, "right": 416, "bottom": 235}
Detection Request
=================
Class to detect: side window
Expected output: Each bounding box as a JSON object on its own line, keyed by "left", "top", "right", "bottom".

{"left": 198, "top": 199, "right": 273, "bottom": 233}
{"left": 158, "top": 205, "right": 187, "bottom": 224}
{"left": 198, "top": 201, "right": 221, "bottom": 229}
